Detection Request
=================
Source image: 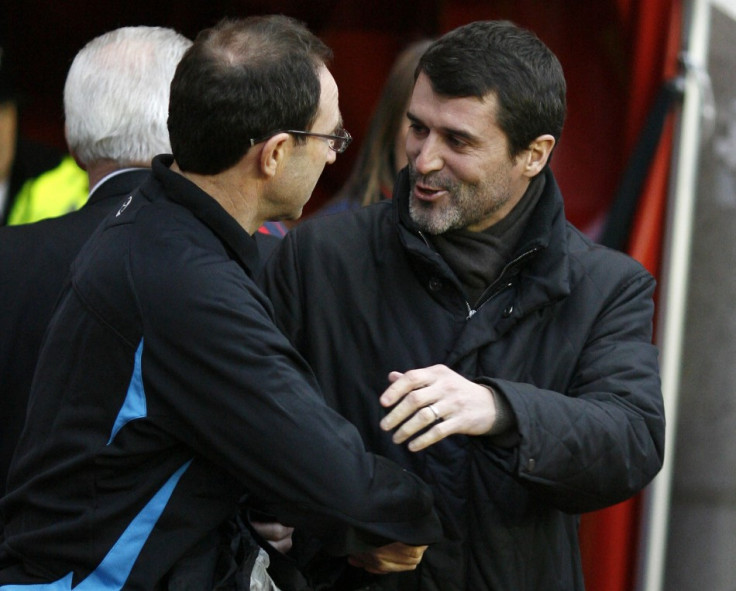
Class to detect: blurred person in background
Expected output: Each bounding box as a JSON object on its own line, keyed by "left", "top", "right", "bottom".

{"left": 318, "top": 39, "right": 432, "bottom": 216}
{"left": 0, "top": 45, "right": 88, "bottom": 226}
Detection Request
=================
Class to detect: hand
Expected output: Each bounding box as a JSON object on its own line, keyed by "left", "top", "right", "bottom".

{"left": 379, "top": 365, "right": 496, "bottom": 451}
{"left": 348, "top": 542, "right": 428, "bottom": 574}
{"left": 250, "top": 519, "right": 294, "bottom": 554}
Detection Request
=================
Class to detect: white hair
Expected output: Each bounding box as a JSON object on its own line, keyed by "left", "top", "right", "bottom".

{"left": 64, "top": 26, "right": 191, "bottom": 166}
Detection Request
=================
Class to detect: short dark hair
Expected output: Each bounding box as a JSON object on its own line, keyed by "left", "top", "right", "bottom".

{"left": 417, "top": 20, "right": 566, "bottom": 158}
{"left": 168, "top": 15, "right": 332, "bottom": 174}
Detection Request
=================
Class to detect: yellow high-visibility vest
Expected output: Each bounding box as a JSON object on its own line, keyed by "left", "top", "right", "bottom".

{"left": 7, "top": 156, "right": 89, "bottom": 225}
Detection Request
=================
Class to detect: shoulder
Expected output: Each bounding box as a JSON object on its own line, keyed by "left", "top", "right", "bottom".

{"left": 264, "top": 201, "right": 399, "bottom": 301}
{"left": 291, "top": 200, "right": 392, "bottom": 249}
{"left": 313, "top": 195, "right": 362, "bottom": 217}
{"left": 74, "top": 194, "right": 263, "bottom": 338}
{"left": 0, "top": 205, "right": 105, "bottom": 273}
{"left": 564, "top": 222, "right": 655, "bottom": 298}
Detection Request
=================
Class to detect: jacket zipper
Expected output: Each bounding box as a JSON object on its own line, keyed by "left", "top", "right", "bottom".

{"left": 416, "top": 230, "right": 541, "bottom": 321}
{"left": 466, "top": 246, "right": 541, "bottom": 319}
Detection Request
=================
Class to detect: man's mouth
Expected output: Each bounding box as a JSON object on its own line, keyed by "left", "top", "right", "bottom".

{"left": 413, "top": 182, "right": 447, "bottom": 202}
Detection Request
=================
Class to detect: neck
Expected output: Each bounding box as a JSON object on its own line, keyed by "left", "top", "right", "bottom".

{"left": 172, "top": 161, "right": 262, "bottom": 234}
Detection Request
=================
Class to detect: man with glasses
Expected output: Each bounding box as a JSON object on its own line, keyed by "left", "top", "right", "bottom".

{"left": 250, "top": 128, "right": 352, "bottom": 154}
{"left": 0, "top": 16, "right": 441, "bottom": 591}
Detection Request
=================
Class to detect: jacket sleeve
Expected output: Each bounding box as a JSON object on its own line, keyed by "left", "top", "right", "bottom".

{"left": 137, "top": 234, "right": 442, "bottom": 553}
{"left": 482, "top": 268, "right": 664, "bottom": 514}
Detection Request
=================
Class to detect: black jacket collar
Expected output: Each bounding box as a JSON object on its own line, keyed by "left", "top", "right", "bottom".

{"left": 87, "top": 169, "right": 151, "bottom": 206}
{"left": 148, "top": 155, "right": 261, "bottom": 277}
{"left": 392, "top": 166, "right": 571, "bottom": 314}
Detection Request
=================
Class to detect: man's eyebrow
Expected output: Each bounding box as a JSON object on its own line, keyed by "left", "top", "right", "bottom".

{"left": 407, "top": 112, "right": 422, "bottom": 125}
{"left": 407, "top": 111, "right": 478, "bottom": 143}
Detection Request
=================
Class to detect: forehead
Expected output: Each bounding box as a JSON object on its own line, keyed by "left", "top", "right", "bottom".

{"left": 314, "top": 65, "right": 340, "bottom": 130}
{"left": 408, "top": 72, "right": 500, "bottom": 136}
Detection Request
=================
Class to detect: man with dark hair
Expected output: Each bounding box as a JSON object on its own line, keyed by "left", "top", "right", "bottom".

{"left": 262, "top": 20, "right": 665, "bottom": 590}
{"left": 0, "top": 16, "right": 440, "bottom": 590}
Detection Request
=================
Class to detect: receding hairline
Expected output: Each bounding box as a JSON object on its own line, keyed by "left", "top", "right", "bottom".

{"left": 197, "top": 18, "right": 332, "bottom": 70}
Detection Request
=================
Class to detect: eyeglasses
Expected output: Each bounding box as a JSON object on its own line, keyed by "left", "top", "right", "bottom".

{"left": 249, "top": 128, "right": 353, "bottom": 154}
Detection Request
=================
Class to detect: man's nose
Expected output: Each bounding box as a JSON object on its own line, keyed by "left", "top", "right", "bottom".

{"left": 413, "top": 135, "right": 443, "bottom": 175}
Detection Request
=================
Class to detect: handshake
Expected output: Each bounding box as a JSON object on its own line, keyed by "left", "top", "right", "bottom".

{"left": 253, "top": 520, "right": 429, "bottom": 574}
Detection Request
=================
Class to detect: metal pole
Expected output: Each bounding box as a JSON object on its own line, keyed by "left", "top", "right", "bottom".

{"left": 635, "top": 1, "right": 711, "bottom": 590}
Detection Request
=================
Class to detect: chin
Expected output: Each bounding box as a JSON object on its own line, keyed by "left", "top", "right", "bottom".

{"left": 291, "top": 209, "right": 305, "bottom": 221}
{"left": 409, "top": 201, "right": 447, "bottom": 234}
{"left": 280, "top": 207, "right": 304, "bottom": 222}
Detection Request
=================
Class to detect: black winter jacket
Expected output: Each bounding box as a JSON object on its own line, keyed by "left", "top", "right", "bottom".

{"left": 261, "top": 167, "right": 665, "bottom": 591}
{"left": 0, "top": 156, "right": 441, "bottom": 590}
{"left": 0, "top": 169, "right": 151, "bottom": 495}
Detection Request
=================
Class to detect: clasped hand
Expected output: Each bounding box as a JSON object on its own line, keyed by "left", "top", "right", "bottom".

{"left": 379, "top": 364, "right": 496, "bottom": 451}
{"left": 348, "top": 542, "right": 428, "bottom": 574}
{"left": 253, "top": 519, "right": 428, "bottom": 575}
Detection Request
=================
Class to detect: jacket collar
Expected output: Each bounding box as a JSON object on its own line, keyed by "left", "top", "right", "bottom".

{"left": 392, "top": 166, "right": 571, "bottom": 314}
{"left": 510, "top": 167, "right": 571, "bottom": 312}
{"left": 87, "top": 168, "right": 151, "bottom": 206}
{"left": 147, "top": 155, "right": 261, "bottom": 277}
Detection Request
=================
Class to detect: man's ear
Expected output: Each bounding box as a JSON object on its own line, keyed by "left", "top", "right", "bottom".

{"left": 259, "top": 132, "right": 291, "bottom": 178}
{"left": 522, "top": 134, "right": 555, "bottom": 178}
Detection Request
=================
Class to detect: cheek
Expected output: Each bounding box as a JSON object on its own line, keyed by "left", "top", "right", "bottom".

{"left": 453, "top": 153, "right": 505, "bottom": 185}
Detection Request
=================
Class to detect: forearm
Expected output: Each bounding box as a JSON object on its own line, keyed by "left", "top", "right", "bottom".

{"left": 487, "top": 376, "right": 664, "bottom": 513}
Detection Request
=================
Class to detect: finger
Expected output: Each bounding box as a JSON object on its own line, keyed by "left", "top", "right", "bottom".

{"left": 382, "top": 544, "right": 428, "bottom": 562}
{"left": 348, "top": 555, "right": 421, "bottom": 574}
{"left": 388, "top": 370, "right": 403, "bottom": 383}
{"left": 381, "top": 394, "right": 435, "bottom": 432}
{"left": 250, "top": 521, "right": 293, "bottom": 541}
{"left": 390, "top": 404, "right": 441, "bottom": 444}
{"left": 268, "top": 537, "right": 293, "bottom": 553}
{"left": 406, "top": 418, "right": 457, "bottom": 452}
{"left": 379, "top": 377, "right": 412, "bottom": 410}
{"left": 379, "top": 370, "right": 428, "bottom": 408}
{"left": 348, "top": 543, "right": 428, "bottom": 574}
{"left": 380, "top": 384, "right": 438, "bottom": 433}
{"left": 348, "top": 555, "right": 383, "bottom": 573}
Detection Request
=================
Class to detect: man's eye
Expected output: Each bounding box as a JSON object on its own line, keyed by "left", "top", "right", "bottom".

{"left": 409, "top": 123, "right": 428, "bottom": 135}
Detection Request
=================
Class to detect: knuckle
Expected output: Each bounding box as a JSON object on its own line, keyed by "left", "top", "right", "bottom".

{"left": 433, "top": 421, "right": 448, "bottom": 437}
{"left": 403, "top": 369, "right": 423, "bottom": 387}
{"left": 405, "top": 390, "right": 422, "bottom": 406}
